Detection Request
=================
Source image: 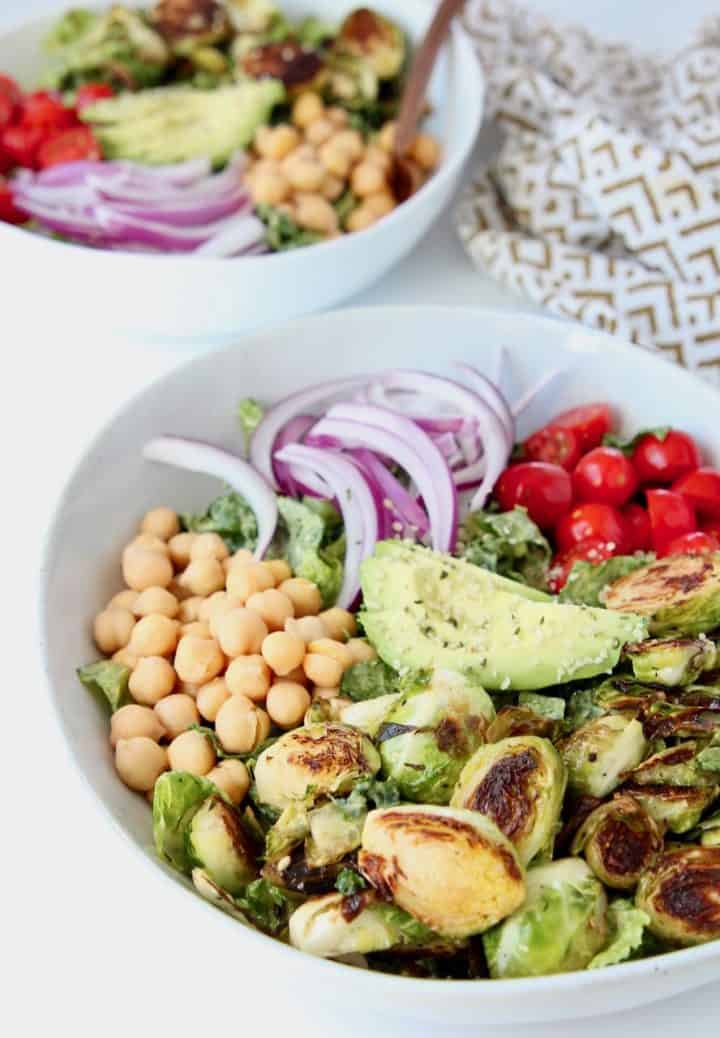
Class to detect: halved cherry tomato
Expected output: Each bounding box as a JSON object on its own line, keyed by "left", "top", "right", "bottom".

{"left": 572, "top": 446, "right": 638, "bottom": 507}
{"left": 0, "top": 94, "right": 14, "bottom": 130}
{"left": 672, "top": 467, "right": 720, "bottom": 519}
{"left": 74, "top": 82, "right": 115, "bottom": 112}
{"left": 700, "top": 518, "right": 720, "bottom": 538}
{"left": 548, "top": 538, "right": 617, "bottom": 593}
{"left": 0, "top": 74, "right": 21, "bottom": 109}
{"left": 523, "top": 425, "right": 581, "bottom": 471}
{"left": 548, "top": 403, "right": 612, "bottom": 452}
{"left": 0, "top": 123, "right": 44, "bottom": 168}
{"left": 0, "top": 178, "right": 27, "bottom": 224}
{"left": 494, "top": 462, "right": 573, "bottom": 531}
{"left": 36, "top": 126, "right": 102, "bottom": 169}
{"left": 621, "top": 503, "right": 652, "bottom": 553}
{"left": 646, "top": 489, "right": 696, "bottom": 554}
{"left": 555, "top": 503, "right": 627, "bottom": 554}
{"left": 661, "top": 530, "right": 720, "bottom": 557}
{"left": 632, "top": 430, "right": 702, "bottom": 485}
{"left": 20, "top": 90, "right": 76, "bottom": 133}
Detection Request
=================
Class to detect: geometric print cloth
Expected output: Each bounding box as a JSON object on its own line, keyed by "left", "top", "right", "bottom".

{"left": 456, "top": 0, "right": 720, "bottom": 384}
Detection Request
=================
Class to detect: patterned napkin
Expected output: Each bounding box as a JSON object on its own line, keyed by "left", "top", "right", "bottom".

{"left": 456, "top": 0, "right": 720, "bottom": 383}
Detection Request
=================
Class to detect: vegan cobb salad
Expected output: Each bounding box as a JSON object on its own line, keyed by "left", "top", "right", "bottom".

{"left": 78, "top": 364, "right": 720, "bottom": 979}
{"left": 0, "top": 4, "right": 440, "bottom": 253}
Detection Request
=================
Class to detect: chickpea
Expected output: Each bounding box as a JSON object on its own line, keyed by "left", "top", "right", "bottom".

{"left": 347, "top": 638, "right": 377, "bottom": 663}
{"left": 305, "top": 116, "right": 334, "bottom": 146}
{"left": 304, "top": 653, "right": 343, "bottom": 688}
{"left": 261, "top": 631, "right": 305, "bottom": 676}
{"left": 154, "top": 693, "right": 200, "bottom": 740}
{"left": 181, "top": 621, "right": 212, "bottom": 638}
{"left": 321, "top": 174, "right": 345, "bottom": 202}
{"left": 93, "top": 607, "right": 135, "bottom": 654}
{"left": 140, "top": 507, "right": 180, "bottom": 541}
{"left": 351, "top": 161, "right": 386, "bottom": 197}
{"left": 377, "top": 121, "right": 396, "bottom": 152}
{"left": 174, "top": 634, "right": 225, "bottom": 684}
{"left": 224, "top": 548, "right": 255, "bottom": 576}
{"left": 123, "top": 547, "right": 174, "bottom": 592}
{"left": 319, "top": 607, "right": 357, "bottom": 641}
{"left": 312, "top": 685, "right": 340, "bottom": 701}
{"left": 283, "top": 664, "right": 308, "bottom": 685}
{"left": 168, "top": 578, "right": 193, "bottom": 602}
{"left": 225, "top": 655, "right": 271, "bottom": 701}
{"left": 196, "top": 677, "right": 230, "bottom": 722}
{"left": 168, "top": 532, "right": 196, "bottom": 568}
{"left": 129, "top": 533, "right": 171, "bottom": 557}
{"left": 319, "top": 139, "right": 352, "bottom": 178}
{"left": 246, "top": 589, "right": 294, "bottom": 631}
{"left": 334, "top": 129, "right": 364, "bottom": 160}
{"left": 206, "top": 759, "right": 250, "bottom": 805}
{"left": 266, "top": 681, "right": 311, "bottom": 729}
{"left": 179, "top": 558, "right": 225, "bottom": 596}
{"left": 307, "top": 637, "right": 354, "bottom": 670}
{"left": 347, "top": 204, "right": 379, "bottom": 233}
{"left": 128, "top": 614, "right": 179, "bottom": 658}
{"left": 256, "top": 707, "right": 272, "bottom": 743}
{"left": 294, "top": 193, "right": 339, "bottom": 235}
{"left": 365, "top": 144, "right": 391, "bottom": 170}
{"left": 215, "top": 695, "right": 261, "bottom": 753}
{"left": 110, "top": 704, "right": 165, "bottom": 747}
{"left": 264, "top": 559, "right": 292, "bottom": 584}
{"left": 178, "top": 596, "right": 204, "bottom": 623}
{"left": 326, "top": 106, "right": 349, "bottom": 127}
{"left": 176, "top": 680, "right": 200, "bottom": 699}
{"left": 216, "top": 607, "right": 268, "bottom": 657}
{"left": 365, "top": 192, "right": 396, "bottom": 218}
{"left": 280, "top": 578, "right": 322, "bottom": 617}
{"left": 132, "top": 586, "right": 179, "bottom": 619}
{"left": 115, "top": 737, "right": 168, "bottom": 792}
{"left": 286, "top": 156, "right": 326, "bottom": 192}
{"left": 255, "top": 122, "right": 301, "bottom": 160}
{"left": 168, "top": 729, "right": 216, "bottom": 776}
{"left": 129, "top": 656, "right": 176, "bottom": 705}
{"left": 410, "top": 132, "right": 440, "bottom": 171}
{"left": 198, "top": 591, "right": 228, "bottom": 622}
{"left": 250, "top": 166, "right": 290, "bottom": 206}
{"left": 226, "top": 562, "right": 275, "bottom": 601}
{"left": 112, "top": 647, "right": 138, "bottom": 670}
{"left": 292, "top": 91, "right": 324, "bottom": 129}
{"left": 284, "top": 615, "right": 328, "bottom": 643}
{"left": 109, "top": 589, "right": 139, "bottom": 611}
{"left": 190, "top": 532, "right": 229, "bottom": 562}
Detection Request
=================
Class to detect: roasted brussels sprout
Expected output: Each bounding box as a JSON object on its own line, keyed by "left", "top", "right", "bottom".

{"left": 324, "top": 53, "right": 378, "bottom": 109}
{"left": 625, "top": 636, "right": 716, "bottom": 687}
{"left": 483, "top": 859, "right": 608, "bottom": 978}
{"left": 305, "top": 800, "right": 366, "bottom": 867}
{"left": 565, "top": 678, "right": 666, "bottom": 733}
{"left": 187, "top": 795, "right": 257, "bottom": 894}
{"left": 226, "top": 0, "right": 279, "bottom": 33}
{"left": 571, "top": 795, "right": 663, "bottom": 890}
{"left": 559, "top": 713, "right": 648, "bottom": 798}
{"left": 641, "top": 696, "right": 720, "bottom": 741}
{"left": 451, "top": 736, "right": 566, "bottom": 865}
{"left": 192, "top": 867, "right": 252, "bottom": 924}
{"left": 153, "top": 770, "right": 217, "bottom": 872}
{"left": 358, "top": 805, "right": 525, "bottom": 939}
{"left": 588, "top": 899, "right": 649, "bottom": 969}
{"left": 377, "top": 670, "right": 495, "bottom": 804}
{"left": 338, "top": 693, "right": 401, "bottom": 736}
{"left": 150, "top": 0, "right": 231, "bottom": 54}
{"left": 240, "top": 40, "right": 325, "bottom": 94}
{"left": 605, "top": 553, "right": 720, "bottom": 636}
{"left": 636, "top": 845, "right": 720, "bottom": 945}
{"left": 698, "top": 809, "right": 720, "bottom": 847}
{"left": 486, "top": 705, "right": 559, "bottom": 742}
{"left": 253, "top": 723, "right": 381, "bottom": 811}
{"left": 620, "top": 741, "right": 719, "bottom": 833}
{"left": 334, "top": 8, "right": 405, "bottom": 80}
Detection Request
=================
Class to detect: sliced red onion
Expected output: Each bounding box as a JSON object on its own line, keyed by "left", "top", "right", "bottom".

{"left": 350, "top": 448, "right": 430, "bottom": 539}
{"left": 272, "top": 415, "right": 316, "bottom": 495}
{"left": 512, "top": 368, "right": 568, "bottom": 418}
{"left": 250, "top": 377, "right": 368, "bottom": 489}
{"left": 142, "top": 436, "right": 278, "bottom": 559}
{"left": 312, "top": 404, "right": 457, "bottom": 552}
{"left": 455, "top": 362, "right": 514, "bottom": 442}
{"left": 275, "top": 444, "right": 378, "bottom": 608}
{"left": 193, "top": 212, "right": 266, "bottom": 257}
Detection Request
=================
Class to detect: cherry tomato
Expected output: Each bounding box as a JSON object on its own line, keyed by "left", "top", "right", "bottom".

{"left": 555, "top": 503, "right": 627, "bottom": 553}
{"left": 661, "top": 530, "right": 720, "bottom": 557}
{"left": 547, "top": 403, "right": 612, "bottom": 452}
{"left": 700, "top": 518, "right": 720, "bottom": 538}
{"left": 20, "top": 90, "right": 76, "bottom": 133}
{"left": 632, "top": 430, "right": 702, "bottom": 485}
{"left": 548, "top": 538, "right": 617, "bottom": 593}
{"left": 0, "top": 74, "right": 21, "bottom": 109}
{"left": 523, "top": 425, "right": 582, "bottom": 471}
{"left": 672, "top": 467, "right": 720, "bottom": 519}
{"left": 36, "top": 126, "right": 102, "bottom": 169}
{"left": 495, "top": 462, "right": 573, "bottom": 531}
{"left": 0, "top": 93, "right": 14, "bottom": 130}
{"left": 74, "top": 82, "right": 115, "bottom": 112}
{"left": 572, "top": 446, "right": 638, "bottom": 507}
{"left": 646, "top": 489, "right": 696, "bottom": 554}
{"left": 0, "top": 123, "right": 44, "bottom": 168}
{"left": 621, "top": 503, "right": 652, "bottom": 553}
{"left": 0, "top": 178, "right": 27, "bottom": 224}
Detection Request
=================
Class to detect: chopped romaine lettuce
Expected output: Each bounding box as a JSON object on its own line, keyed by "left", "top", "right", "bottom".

{"left": 276, "top": 496, "right": 344, "bottom": 606}
{"left": 182, "top": 491, "right": 258, "bottom": 553}
{"left": 559, "top": 554, "right": 654, "bottom": 607}
{"left": 457, "top": 507, "right": 551, "bottom": 590}
{"left": 77, "top": 660, "right": 131, "bottom": 711}
{"left": 256, "top": 204, "right": 324, "bottom": 251}
{"left": 340, "top": 658, "right": 398, "bottom": 701}
{"left": 237, "top": 397, "right": 264, "bottom": 456}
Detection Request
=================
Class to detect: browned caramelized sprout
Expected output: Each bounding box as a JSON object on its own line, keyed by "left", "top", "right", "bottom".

{"left": 241, "top": 40, "right": 326, "bottom": 94}
{"left": 571, "top": 795, "right": 663, "bottom": 890}
{"left": 605, "top": 553, "right": 720, "bottom": 636}
{"left": 620, "top": 741, "right": 719, "bottom": 833}
{"left": 636, "top": 845, "right": 720, "bottom": 945}
{"left": 150, "top": 0, "right": 231, "bottom": 52}
{"left": 335, "top": 8, "right": 406, "bottom": 80}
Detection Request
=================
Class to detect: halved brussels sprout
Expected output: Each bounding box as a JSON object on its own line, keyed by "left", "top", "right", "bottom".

{"left": 192, "top": 867, "right": 252, "bottom": 924}
{"left": 150, "top": 0, "right": 231, "bottom": 54}
{"left": 305, "top": 801, "right": 365, "bottom": 867}
{"left": 698, "top": 809, "right": 720, "bottom": 847}
{"left": 451, "top": 736, "right": 566, "bottom": 865}
{"left": 565, "top": 678, "right": 666, "bottom": 733}
{"left": 486, "top": 705, "right": 558, "bottom": 742}
{"left": 334, "top": 8, "right": 405, "bottom": 80}
{"left": 240, "top": 40, "right": 325, "bottom": 94}
{"left": 605, "top": 553, "right": 720, "bottom": 636}
{"left": 625, "top": 636, "right": 716, "bottom": 687}
{"left": 358, "top": 805, "right": 525, "bottom": 939}
{"left": 264, "top": 802, "right": 310, "bottom": 860}
{"left": 636, "top": 845, "right": 720, "bottom": 945}
{"left": 254, "top": 723, "right": 380, "bottom": 811}
{"left": 324, "top": 53, "right": 378, "bottom": 109}
{"left": 153, "top": 771, "right": 217, "bottom": 872}
{"left": 588, "top": 899, "right": 649, "bottom": 969}
{"left": 338, "top": 693, "right": 401, "bottom": 736}
{"left": 642, "top": 696, "right": 720, "bottom": 741}
{"left": 571, "top": 795, "right": 663, "bottom": 889}
{"left": 620, "top": 741, "right": 719, "bottom": 833}
{"left": 226, "top": 0, "right": 279, "bottom": 33}
{"left": 187, "top": 795, "right": 257, "bottom": 894}
{"left": 559, "top": 713, "right": 648, "bottom": 798}
{"left": 483, "top": 859, "right": 608, "bottom": 978}
{"left": 378, "top": 670, "right": 495, "bottom": 804}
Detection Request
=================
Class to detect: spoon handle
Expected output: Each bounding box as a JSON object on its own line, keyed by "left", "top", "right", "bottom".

{"left": 393, "top": 0, "right": 467, "bottom": 157}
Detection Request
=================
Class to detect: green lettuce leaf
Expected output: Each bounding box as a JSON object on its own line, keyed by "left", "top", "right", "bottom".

{"left": 340, "top": 658, "right": 399, "bottom": 701}
{"left": 276, "top": 496, "right": 344, "bottom": 606}
{"left": 256, "top": 204, "right": 324, "bottom": 251}
{"left": 335, "top": 868, "right": 368, "bottom": 895}
{"left": 603, "top": 428, "right": 669, "bottom": 455}
{"left": 559, "top": 554, "right": 654, "bottom": 607}
{"left": 182, "top": 491, "right": 258, "bottom": 553}
{"left": 237, "top": 398, "right": 264, "bottom": 456}
{"left": 77, "top": 660, "right": 131, "bottom": 711}
{"left": 457, "top": 507, "right": 551, "bottom": 590}
{"left": 589, "top": 900, "right": 649, "bottom": 969}
{"left": 237, "top": 878, "right": 294, "bottom": 933}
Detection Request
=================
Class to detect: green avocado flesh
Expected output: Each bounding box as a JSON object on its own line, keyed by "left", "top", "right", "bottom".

{"left": 360, "top": 542, "right": 648, "bottom": 690}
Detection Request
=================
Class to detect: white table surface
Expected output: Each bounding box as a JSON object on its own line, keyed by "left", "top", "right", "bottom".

{"left": 6, "top": 1, "right": 719, "bottom": 1035}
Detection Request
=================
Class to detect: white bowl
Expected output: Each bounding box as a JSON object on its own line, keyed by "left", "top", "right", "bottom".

{"left": 0, "top": 3, "right": 482, "bottom": 343}
{"left": 41, "top": 306, "right": 720, "bottom": 1024}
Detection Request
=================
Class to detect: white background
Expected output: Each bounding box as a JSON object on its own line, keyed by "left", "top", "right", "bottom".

{"left": 5, "top": 0, "right": 720, "bottom": 1035}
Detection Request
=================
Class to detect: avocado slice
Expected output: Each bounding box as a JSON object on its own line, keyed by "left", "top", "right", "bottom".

{"left": 359, "top": 542, "right": 648, "bottom": 690}
{"left": 82, "top": 79, "right": 285, "bottom": 166}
